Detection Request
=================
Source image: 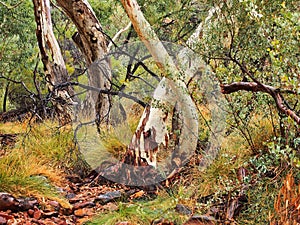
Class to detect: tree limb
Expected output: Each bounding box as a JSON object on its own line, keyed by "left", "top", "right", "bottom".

{"left": 107, "top": 22, "right": 132, "bottom": 52}
{"left": 221, "top": 82, "right": 300, "bottom": 125}
{"left": 0, "top": 0, "right": 24, "bottom": 9}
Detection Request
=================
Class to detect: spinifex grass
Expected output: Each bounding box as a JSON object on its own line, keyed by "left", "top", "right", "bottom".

{"left": 0, "top": 120, "right": 76, "bottom": 207}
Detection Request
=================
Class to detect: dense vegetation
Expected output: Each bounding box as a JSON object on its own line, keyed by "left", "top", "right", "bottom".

{"left": 0, "top": 0, "right": 299, "bottom": 224}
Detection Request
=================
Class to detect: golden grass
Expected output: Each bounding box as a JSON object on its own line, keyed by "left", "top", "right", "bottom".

{"left": 0, "top": 120, "right": 74, "bottom": 207}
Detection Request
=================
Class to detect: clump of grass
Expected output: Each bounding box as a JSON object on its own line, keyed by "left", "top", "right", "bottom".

{"left": 0, "top": 120, "right": 77, "bottom": 207}
{"left": 0, "top": 121, "right": 28, "bottom": 134}
{"left": 99, "top": 113, "right": 140, "bottom": 160}
{"left": 248, "top": 113, "right": 277, "bottom": 153}
{"left": 194, "top": 130, "right": 252, "bottom": 198}
{"left": 86, "top": 190, "right": 189, "bottom": 225}
{"left": 0, "top": 150, "right": 62, "bottom": 196}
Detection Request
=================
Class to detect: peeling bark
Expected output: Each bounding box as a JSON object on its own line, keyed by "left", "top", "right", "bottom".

{"left": 56, "top": 0, "right": 111, "bottom": 122}
{"left": 33, "top": 0, "right": 74, "bottom": 125}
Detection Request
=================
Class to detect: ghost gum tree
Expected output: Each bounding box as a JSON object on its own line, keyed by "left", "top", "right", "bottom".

{"left": 32, "top": 0, "right": 75, "bottom": 124}
{"left": 55, "top": 0, "right": 112, "bottom": 123}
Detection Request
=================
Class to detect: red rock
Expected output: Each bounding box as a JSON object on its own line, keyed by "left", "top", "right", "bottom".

{"left": 0, "top": 213, "right": 13, "bottom": 220}
{"left": 0, "top": 216, "right": 7, "bottom": 225}
{"left": 183, "top": 215, "right": 216, "bottom": 225}
{"left": 33, "top": 208, "right": 42, "bottom": 220}
{"left": 103, "top": 202, "right": 118, "bottom": 211}
{"left": 56, "top": 218, "right": 67, "bottom": 225}
{"left": 74, "top": 208, "right": 94, "bottom": 217}
{"left": 0, "top": 193, "right": 19, "bottom": 211}
{"left": 73, "top": 201, "right": 95, "bottom": 210}
{"left": 43, "top": 218, "right": 58, "bottom": 225}
{"left": 28, "top": 209, "right": 34, "bottom": 217}
{"left": 42, "top": 211, "right": 59, "bottom": 218}
{"left": 48, "top": 200, "right": 60, "bottom": 208}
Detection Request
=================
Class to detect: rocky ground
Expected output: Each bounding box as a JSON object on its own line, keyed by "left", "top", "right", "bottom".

{"left": 0, "top": 171, "right": 244, "bottom": 225}
{"left": 0, "top": 133, "right": 244, "bottom": 225}
{"left": 0, "top": 172, "right": 146, "bottom": 225}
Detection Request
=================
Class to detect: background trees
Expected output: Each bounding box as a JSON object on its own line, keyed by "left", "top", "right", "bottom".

{"left": 0, "top": 0, "right": 299, "bottom": 223}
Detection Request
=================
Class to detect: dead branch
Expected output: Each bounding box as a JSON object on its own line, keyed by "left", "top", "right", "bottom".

{"left": 221, "top": 82, "right": 300, "bottom": 125}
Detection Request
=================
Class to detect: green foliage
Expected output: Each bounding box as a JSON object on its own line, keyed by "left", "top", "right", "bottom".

{"left": 195, "top": 0, "right": 299, "bottom": 153}
{"left": 0, "top": 0, "right": 39, "bottom": 111}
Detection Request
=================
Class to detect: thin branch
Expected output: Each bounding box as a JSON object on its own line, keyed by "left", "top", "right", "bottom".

{"left": 0, "top": 75, "right": 36, "bottom": 96}
{"left": 55, "top": 81, "right": 147, "bottom": 107}
{"left": 107, "top": 22, "right": 132, "bottom": 52}
{"left": 221, "top": 82, "right": 300, "bottom": 125}
{"left": 0, "top": 0, "right": 24, "bottom": 9}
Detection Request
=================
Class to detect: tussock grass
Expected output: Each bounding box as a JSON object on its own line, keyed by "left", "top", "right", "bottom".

{"left": 98, "top": 113, "right": 140, "bottom": 160}
{"left": 248, "top": 113, "right": 277, "bottom": 152}
{"left": 0, "top": 121, "right": 76, "bottom": 207}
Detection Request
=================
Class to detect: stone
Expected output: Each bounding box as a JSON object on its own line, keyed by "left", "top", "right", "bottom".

{"left": 0, "top": 193, "right": 19, "bottom": 211}
{"left": 74, "top": 208, "right": 94, "bottom": 217}
{"left": 0, "top": 216, "right": 7, "bottom": 225}
{"left": 183, "top": 215, "right": 216, "bottom": 225}
{"left": 103, "top": 202, "right": 118, "bottom": 211}
{"left": 175, "top": 204, "right": 192, "bottom": 215}
{"left": 73, "top": 201, "right": 95, "bottom": 210}
{"left": 18, "top": 198, "right": 38, "bottom": 211}
{"left": 33, "top": 208, "right": 42, "bottom": 220}
{"left": 95, "top": 190, "right": 122, "bottom": 204}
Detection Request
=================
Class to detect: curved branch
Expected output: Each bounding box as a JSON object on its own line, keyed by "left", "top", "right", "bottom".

{"left": 0, "top": 0, "right": 24, "bottom": 9}
{"left": 107, "top": 22, "right": 132, "bottom": 52}
{"left": 221, "top": 82, "right": 300, "bottom": 125}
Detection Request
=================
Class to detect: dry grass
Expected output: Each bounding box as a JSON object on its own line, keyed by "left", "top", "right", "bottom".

{"left": 270, "top": 173, "right": 300, "bottom": 224}
{"left": 0, "top": 120, "right": 75, "bottom": 207}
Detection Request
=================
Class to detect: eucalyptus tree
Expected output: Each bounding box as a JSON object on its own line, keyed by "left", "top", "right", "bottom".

{"left": 0, "top": 1, "right": 37, "bottom": 113}
{"left": 194, "top": 0, "right": 299, "bottom": 148}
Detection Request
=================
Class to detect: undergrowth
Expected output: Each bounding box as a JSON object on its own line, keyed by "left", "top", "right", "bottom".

{"left": 85, "top": 190, "right": 189, "bottom": 225}
{"left": 0, "top": 120, "right": 81, "bottom": 207}
{"left": 0, "top": 110, "right": 299, "bottom": 225}
{"left": 87, "top": 110, "right": 300, "bottom": 224}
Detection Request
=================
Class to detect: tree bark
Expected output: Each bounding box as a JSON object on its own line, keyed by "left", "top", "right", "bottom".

{"left": 32, "top": 0, "right": 74, "bottom": 125}
{"left": 56, "top": 0, "right": 111, "bottom": 123}
{"left": 120, "top": 0, "right": 199, "bottom": 169}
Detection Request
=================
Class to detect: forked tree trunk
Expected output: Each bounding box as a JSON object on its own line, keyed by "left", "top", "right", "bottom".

{"left": 120, "top": 0, "right": 199, "bottom": 170}
{"left": 95, "top": 0, "right": 200, "bottom": 186}
{"left": 33, "top": 0, "right": 74, "bottom": 125}
{"left": 56, "top": 0, "right": 111, "bottom": 124}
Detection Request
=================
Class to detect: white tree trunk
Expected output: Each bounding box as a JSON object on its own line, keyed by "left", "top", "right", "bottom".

{"left": 33, "top": 0, "right": 75, "bottom": 124}
{"left": 120, "top": 0, "right": 199, "bottom": 170}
